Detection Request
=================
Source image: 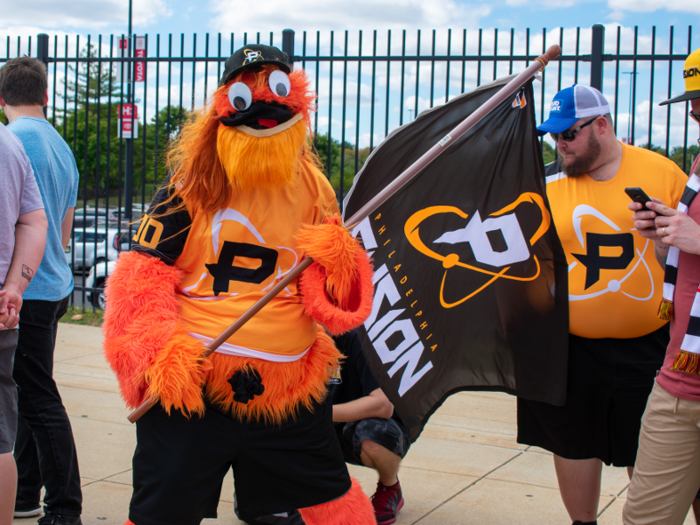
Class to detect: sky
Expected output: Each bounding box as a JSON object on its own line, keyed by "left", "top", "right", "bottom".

{"left": 2, "top": 0, "right": 699, "bottom": 152}
{"left": 1, "top": 0, "right": 698, "bottom": 39}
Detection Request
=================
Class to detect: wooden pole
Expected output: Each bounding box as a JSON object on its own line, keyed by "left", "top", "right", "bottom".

{"left": 127, "top": 45, "right": 561, "bottom": 423}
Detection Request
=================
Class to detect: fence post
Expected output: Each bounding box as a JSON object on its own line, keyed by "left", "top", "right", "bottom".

{"left": 282, "top": 29, "right": 295, "bottom": 63}
{"left": 590, "top": 24, "right": 605, "bottom": 91}
{"left": 37, "top": 33, "right": 49, "bottom": 118}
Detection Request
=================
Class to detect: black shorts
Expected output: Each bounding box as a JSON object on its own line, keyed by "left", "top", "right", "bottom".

{"left": 130, "top": 395, "right": 351, "bottom": 525}
{"left": 337, "top": 417, "right": 411, "bottom": 466}
{"left": 0, "top": 330, "right": 18, "bottom": 454}
{"left": 517, "top": 327, "right": 668, "bottom": 467}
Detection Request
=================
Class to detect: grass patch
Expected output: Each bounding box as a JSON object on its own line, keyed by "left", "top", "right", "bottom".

{"left": 60, "top": 305, "right": 104, "bottom": 327}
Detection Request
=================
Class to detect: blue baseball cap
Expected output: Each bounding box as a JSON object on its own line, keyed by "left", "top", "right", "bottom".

{"left": 537, "top": 84, "right": 611, "bottom": 136}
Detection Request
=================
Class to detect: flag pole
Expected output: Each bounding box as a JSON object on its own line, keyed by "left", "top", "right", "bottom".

{"left": 127, "top": 44, "right": 561, "bottom": 424}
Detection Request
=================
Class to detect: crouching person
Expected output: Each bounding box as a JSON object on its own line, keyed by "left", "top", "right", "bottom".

{"left": 330, "top": 329, "right": 410, "bottom": 525}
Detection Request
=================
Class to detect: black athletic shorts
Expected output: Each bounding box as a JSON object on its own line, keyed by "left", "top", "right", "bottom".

{"left": 130, "top": 395, "right": 351, "bottom": 525}
{"left": 517, "top": 327, "right": 668, "bottom": 467}
{"left": 337, "top": 417, "right": 411, "bottom": 467}
{"left": 0, "top": 330, "right": 18, "bottom": 454}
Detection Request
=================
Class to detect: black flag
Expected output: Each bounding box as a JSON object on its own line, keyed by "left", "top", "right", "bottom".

{"left": 343, "top": 77, "right": 569, "bottom": 442}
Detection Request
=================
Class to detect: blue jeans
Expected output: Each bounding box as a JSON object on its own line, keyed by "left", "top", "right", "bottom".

{"left": 13, "top": 297, "right": 82, "bottom": 516}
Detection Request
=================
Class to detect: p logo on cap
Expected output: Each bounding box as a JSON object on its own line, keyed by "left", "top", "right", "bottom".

{"left": 550, "top": 100, "right": 562, "bottom": 112}
{"left": 243, "top": 50, "right": 262, "bottom": 65}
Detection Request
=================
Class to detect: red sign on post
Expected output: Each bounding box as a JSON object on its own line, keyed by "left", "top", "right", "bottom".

{"left": 118, "top": 104, "right": 139, "bottom": 139}
{"left": 134, "top": 36, "right": 146, "bottom": 82}
{"left": 118, "top": 38, "right": 128, "bottom": 50}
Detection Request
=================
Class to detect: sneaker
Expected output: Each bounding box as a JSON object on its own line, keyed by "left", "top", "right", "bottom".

{"left": 13, "top": 500, "right": 42, "bottom": 518}
{"left": 371, "top": 479, "right": 404, "bottom": 525}
{"left": 37, "top": 513, "right": 82, "bottom": 525}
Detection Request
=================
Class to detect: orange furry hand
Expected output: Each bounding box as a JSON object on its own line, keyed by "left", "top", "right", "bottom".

{"left": 296, "top": 215, "right": 362, "bottom": 304}
{"left": 103, "top": 252, "right": 185, "bottom": 408}
{"left": 143, "top": 327, "right": 208, "bottom": 417}
{"left": 297, "top": 216, "right": 374, "bottom": 335}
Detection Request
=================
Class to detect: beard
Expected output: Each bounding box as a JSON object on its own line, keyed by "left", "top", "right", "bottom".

{"left": 216, "top": 117, "right": 308, "bottom": 193}
{"left": 560, "top": 131, "right": 602, "bottom": 177}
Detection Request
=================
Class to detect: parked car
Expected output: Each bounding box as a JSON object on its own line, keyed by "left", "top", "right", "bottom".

{"left": 72, "top": 216, "right": 98, "bottom": 229}
{"left": 65, "top": 227, "right": 122, "bottom": 270}
{"left": 74, "top": 208, "right": 120, "bottom": 224}
{"left": 82, "top": 224, "right": 139, "bottom": 307}
{"left": 115, "top": 203, "right": 150, "bottom": 218}
{"left": 86, "top": 260, "right": 116, "bottom": 309}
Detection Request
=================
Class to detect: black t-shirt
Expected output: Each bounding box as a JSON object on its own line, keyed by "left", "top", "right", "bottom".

{"left": 329, "top": 330, "right": 381, "bottom": 406}
{"left": 130, "top": 179, "right": 192, "bottom": 266}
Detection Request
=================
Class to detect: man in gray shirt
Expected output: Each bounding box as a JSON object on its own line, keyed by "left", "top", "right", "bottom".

{"left": 1, "top": 56, "right": 82, "bottom": 525}
{"left": 0, "top": 121, "right": 47, "bottom": 525}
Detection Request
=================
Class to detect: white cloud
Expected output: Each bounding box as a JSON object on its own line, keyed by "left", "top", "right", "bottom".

{"left": 608, "top": 0, "right": 700, "bottom": 14}
{"left": 208, "top": 0, "right": 491, "bottom": 34}
{"left": 1, "top": 0, "right": 169, "bottom": 31}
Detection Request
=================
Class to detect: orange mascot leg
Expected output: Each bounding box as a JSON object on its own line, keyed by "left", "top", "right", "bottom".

{"left": 299, "top": 478, "right": 375, "bottom": 525}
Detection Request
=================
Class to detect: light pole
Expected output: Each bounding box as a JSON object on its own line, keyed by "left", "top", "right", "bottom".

{"left": 623, "top": 71, "right": 638, "bottom": 145}
{"left": 124, "top": 0, "right": 134, "bottom": 221}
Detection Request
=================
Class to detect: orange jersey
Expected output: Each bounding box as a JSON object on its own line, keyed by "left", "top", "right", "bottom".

{"left": 132, "top": 159, "right": 339, "bottom": 357}
{"left": 546, "top": 143, "right": 687, "bottom": 339}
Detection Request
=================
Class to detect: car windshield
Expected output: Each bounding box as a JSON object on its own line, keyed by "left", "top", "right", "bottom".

{"left": 73, "top": 231, "right": 107, "bottom": 243}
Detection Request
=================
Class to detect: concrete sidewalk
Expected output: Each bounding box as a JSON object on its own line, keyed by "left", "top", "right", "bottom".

{"left": 12, "top": 323, "right": 695, "bottom": 525}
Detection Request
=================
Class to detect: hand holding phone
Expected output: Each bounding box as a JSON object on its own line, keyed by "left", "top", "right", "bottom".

{"left": 624, "top": 187, "right": 652, "bottom": 209}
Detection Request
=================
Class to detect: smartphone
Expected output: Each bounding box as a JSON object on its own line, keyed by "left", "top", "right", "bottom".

{"left": 624, "top": 187, "right": 652, "bottom": 209}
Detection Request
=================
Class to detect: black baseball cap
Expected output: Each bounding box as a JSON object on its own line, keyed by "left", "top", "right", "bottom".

{"left": 219, "top": 44, "right": 291, "bottom": 86}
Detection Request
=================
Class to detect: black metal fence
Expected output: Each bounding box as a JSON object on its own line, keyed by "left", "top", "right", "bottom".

{"left": 1, "top": 24, "right": 696, "bottom": 310}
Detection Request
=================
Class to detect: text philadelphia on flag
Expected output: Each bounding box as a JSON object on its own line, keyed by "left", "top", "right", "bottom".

{"left": 343, "top": 77, "right": 569, "bottom": 441}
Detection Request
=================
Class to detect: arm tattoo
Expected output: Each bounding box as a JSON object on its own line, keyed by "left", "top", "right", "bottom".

{"left": 21, "top": 264, "right": 34, "bottom": 283}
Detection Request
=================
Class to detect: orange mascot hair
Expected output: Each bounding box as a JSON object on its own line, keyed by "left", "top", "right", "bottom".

{"left": 164, "top": 65, "right": 318, "bottom": 216}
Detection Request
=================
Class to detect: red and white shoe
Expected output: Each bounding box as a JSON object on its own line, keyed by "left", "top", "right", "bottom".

{"left": 371, "top": 479, "right": 404, "bottom": 525}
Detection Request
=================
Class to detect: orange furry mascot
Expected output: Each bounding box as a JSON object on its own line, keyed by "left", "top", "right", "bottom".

{"left": 103, "top": 45, "right": 375, "bottom": 525}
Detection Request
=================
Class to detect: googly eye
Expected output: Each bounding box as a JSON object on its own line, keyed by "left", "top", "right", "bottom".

{"left": 268, "top": 70, "right": 291, "bottom": 98}
{"left": 228, "top": 82, "right": 252, "bottom": 111}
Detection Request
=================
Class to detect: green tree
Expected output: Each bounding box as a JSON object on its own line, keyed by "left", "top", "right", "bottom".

{"left": 542, "top": 141, "right": 556, "bottom": 165}
{"left": 139, "top": 105, "right": 191, "bottom": 192}
{"left": 638, "top": 143, "right": 699, "bottom": 175}
{"left": 53, "top": 45, "right": 191, "bottom": 201}
{"left": 54, "top": 44, "right": 128, "bottom": 196}
{"left": 670, "top": 145, "right": 700, "bottom": 174}
{"left": 314, "top": 133, "right": 369, "bottom": 192}
{"left": 637, "top": 143, "right": 667, "bottom": 155}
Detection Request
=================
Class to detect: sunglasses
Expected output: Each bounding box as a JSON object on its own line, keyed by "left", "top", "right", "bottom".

{"left": 690, "top": 111, "right": 700, "bottom": 124}
{"left": 550, "top": 116, "right": 600, "bottom": 143}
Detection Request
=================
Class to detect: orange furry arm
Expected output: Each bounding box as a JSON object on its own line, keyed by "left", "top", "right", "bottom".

{"left": 296, "top": 215, "right": 374, "bottom": 335}
{"left": 102, "top": 251, "right": 206, "bottom": 415}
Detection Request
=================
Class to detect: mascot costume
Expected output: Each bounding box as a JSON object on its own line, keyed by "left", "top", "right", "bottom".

{"left": 103, "top": 44, "right": 376, "bottom": 525}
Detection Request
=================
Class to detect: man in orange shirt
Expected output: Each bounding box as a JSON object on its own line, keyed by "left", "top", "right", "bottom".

{"left": 517, "top": 84, "right": 687, "bottom": 525}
